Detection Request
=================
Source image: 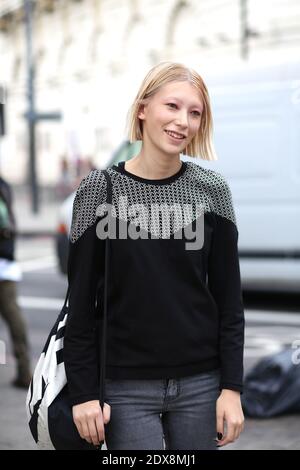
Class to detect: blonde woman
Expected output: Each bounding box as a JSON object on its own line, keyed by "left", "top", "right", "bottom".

{"left": 64, "top": 61, "right": 245, "bottom": 450}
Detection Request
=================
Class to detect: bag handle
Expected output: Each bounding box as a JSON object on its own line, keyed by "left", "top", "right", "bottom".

{"left": 63, "top": 285, "right": 70, "bottom": 309}
{"left": 63, "top": 169, "right": 112, "bottom": 410}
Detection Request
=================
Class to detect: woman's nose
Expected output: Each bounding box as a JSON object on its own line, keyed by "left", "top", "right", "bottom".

{"left": 175, "top": 111, "right": 189, "bottom": 127}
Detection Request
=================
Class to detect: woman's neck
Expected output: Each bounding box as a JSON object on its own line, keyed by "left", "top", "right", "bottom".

{"left": 125, "top": 152, "right": 182, "bottom": 180}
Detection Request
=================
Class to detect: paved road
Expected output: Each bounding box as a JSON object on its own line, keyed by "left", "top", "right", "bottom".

{"left": 0, "top": 237, "right": 299, "bottom": 450}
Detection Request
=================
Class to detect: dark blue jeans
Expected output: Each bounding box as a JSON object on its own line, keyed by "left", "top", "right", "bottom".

{"left": 104, "top": 368, "right": 221, "bottom": 450}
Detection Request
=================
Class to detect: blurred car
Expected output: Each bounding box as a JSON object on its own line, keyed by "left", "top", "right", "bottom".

{"left": 55, "top": 140, "right": 141, "bottom": 274}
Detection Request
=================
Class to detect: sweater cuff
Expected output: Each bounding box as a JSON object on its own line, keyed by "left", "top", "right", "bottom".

{"left": 68, "top": 393, "right": 100, "bottom": 407}
{"left": 219, "top": 382, "right": 243, "bottom": 394}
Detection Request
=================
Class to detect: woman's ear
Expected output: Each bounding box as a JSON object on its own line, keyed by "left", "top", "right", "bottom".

{"left": 137, "top": 103, "right": 146, "bottom": 121}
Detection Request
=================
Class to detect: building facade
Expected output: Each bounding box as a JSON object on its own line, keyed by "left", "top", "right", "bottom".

{"left": 0, "top": 0, "right": 299, "bottom": 185}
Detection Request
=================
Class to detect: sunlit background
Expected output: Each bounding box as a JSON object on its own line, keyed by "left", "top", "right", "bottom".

{"left": 0, "top": 0, "right": 299, "bottom": 450}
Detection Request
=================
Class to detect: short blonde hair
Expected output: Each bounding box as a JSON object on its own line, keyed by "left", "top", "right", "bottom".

{"left": 125, "top": 61, "right": 218, "bottom": 161}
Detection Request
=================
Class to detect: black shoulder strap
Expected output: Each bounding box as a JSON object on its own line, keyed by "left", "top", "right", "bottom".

{"left": 99, "top": 169, "right": 112, "bottom": 410}
{"left": 63, "top": 169, "right": 112, "bottom": 421}
{"left": 63, "top": 169, "right": 112, "bottom": 309}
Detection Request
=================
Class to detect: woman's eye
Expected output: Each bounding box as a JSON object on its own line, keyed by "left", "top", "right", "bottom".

{"left": 167, "top": 104, "right": 201, "bottom": 117}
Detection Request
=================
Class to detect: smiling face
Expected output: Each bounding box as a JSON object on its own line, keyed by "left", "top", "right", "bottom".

{"left": 137, "top": 80, "right": 203, "bottom": 157}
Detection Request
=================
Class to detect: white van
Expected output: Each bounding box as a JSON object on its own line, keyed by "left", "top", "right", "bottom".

{"left": 182, "top": 59, "right": 300, "bottom": 293}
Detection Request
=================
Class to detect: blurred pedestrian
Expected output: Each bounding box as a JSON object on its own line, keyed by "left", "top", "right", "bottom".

{"left": 56, "top": 156, "right": 74, "bottom": 200}
{"left": 0, "top": 174, "right": 31, "bottom": 388}
{"left": 84, "top": 156, "right": 97, "bottom": 173}
{"left": 72, "top": 157, "right": 98, "bottom": 191}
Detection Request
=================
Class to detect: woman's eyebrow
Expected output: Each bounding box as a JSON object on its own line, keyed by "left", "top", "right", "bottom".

{"left": 164, "top": 96, "right": 203, "bottom": 110}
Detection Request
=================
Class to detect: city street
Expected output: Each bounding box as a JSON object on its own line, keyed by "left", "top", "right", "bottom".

{"left": 1, "top": 0, "right": 300, "bottom": 454}
{"left": 0, "top": 236, "right": 299, "bottom": 450}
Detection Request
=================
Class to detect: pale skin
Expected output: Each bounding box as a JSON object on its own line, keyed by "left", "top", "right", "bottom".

{"left": 72, "top": 400, "right": 110, "bottom": 446}
{"left": 216, "top": 390, "right": 245, "bottom": 447}
{"left": 73, "top": 80, "right": 244, "bottom": 447}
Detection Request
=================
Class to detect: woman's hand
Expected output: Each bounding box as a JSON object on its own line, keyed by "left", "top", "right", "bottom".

{"left": 72, "top": 400, "right": 111, "bottom": 446}
{"left": 216, "top": 389, "right": 244, "bottom": 447}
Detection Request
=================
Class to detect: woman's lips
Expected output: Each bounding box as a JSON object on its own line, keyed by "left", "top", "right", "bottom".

{"left": 164, "top": 130, "right": 186, "bottom": 143}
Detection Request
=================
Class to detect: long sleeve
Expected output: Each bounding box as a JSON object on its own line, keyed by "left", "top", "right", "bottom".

{"left": 207, "top": 176, "right": 245, "bottom": 393}
{"left": 64, "top": 170, "right": 107, "bottom": 406}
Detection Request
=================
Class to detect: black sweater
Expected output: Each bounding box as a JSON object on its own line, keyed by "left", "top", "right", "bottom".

{"left": 64, "top": 160, "right": 245, "bottom": 406}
